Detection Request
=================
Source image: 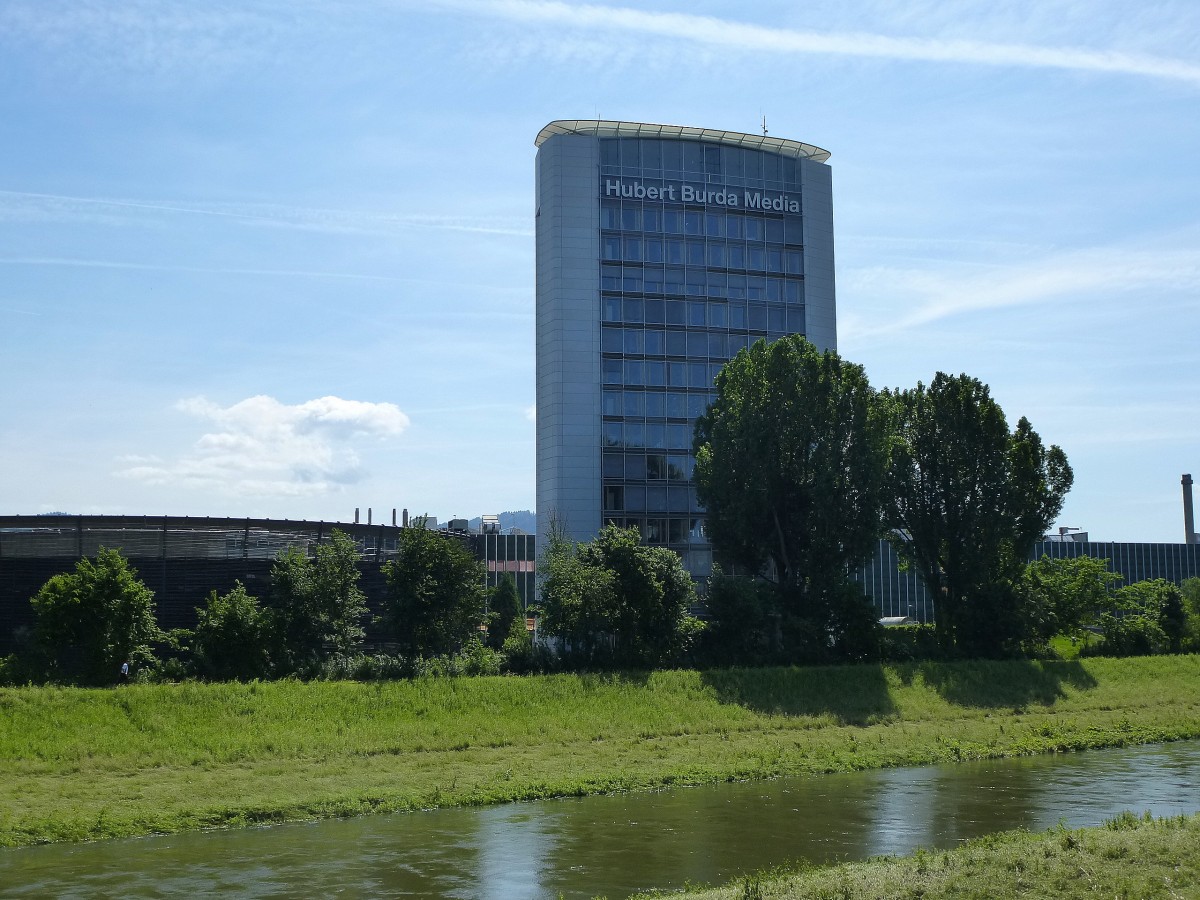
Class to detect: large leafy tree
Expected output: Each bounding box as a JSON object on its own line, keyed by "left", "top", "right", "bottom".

{"left": 485, "top": 574, "right": 522, "bottom": 651}
{"left": 538, "top": 524, "right": 700, "bottom": 669}
{"left": 693, "top": 335, "right": 890, "bottom": 634}
{"left": 30, "top": 547, "right": 162, "bottom": 684}
{"left": 885, "top": 373, "right": 1073, "bottom": 656}
{"left": 193, "top": 581, "right": 273, "bottom": 681}
{"left": 380, "top": 527, "right": 486, "bottom": 658}
{"left": 1018, "top": 555, "right": 1122, "bottom": 649}
{"left": 270, "top": 529, "right": 368, "bottom": 673}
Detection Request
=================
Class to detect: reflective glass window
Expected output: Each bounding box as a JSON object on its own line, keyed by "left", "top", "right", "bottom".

{"left": 688, "top": 393, "right": 709, "bottom": 417}
{"left": 784, "top": 280, "right": 802, "bottom": 304}
{"left": 747, "top": 275, "right": 766, "bottom": 300}
{"left": 727, "top": 244, "right": 745, "bottom": 270}
{"left": 602, "top": 359, "right": 622, "bottom": 385}
{"left": 785, "top": 218, "right": 804, "bottom": 245}
{"left": 768, "top": 306, "right": 786, "bottom": 331}
{"left": 665, "top": 267, "right": 685, "bottom": 294}
{"left": 747, "top": 245, "right": 765, "bottom": 271}
{"left": 646, "top": 423, "right": 666, "bottom": 449}
{"left": 644, "top": 299, "right": 664, "bottom": 324}
{"left": 765, "top": 219, "right": 784, "bottom": 243}
{"left": 705, "top": 212, "right": 724, "bottom": 237}
{"left": 663, "top": 209, "right": 684, "bottom": 234}
{"left": 619, "top": 139, "right": 639, "bottom": 169}
{"left": 643, "top": 268, "right": 664, "bottom": 293}
{"left": 622, "top": 297, "right": 644, "bottom": 323}
{"left": 684, "top": 210, "right": 704, "bottom": 235}
{"left": 643, "top": 206, "right": 662, "bottom": 233}
{"left": 623, "top": 360, "right": 644, "bottom": 386}
{"left": 683, "top": 142, "right": 704, "bottom": 173}
{"left": 647, "top": 453, "right": 666, "bottom": 479}
{"left": 603, "top": 486, "right": 624, "bottom": 511}
{"left": 729, "top": 301, "right": 746, "bottom": 329}
{"left": 623, "top": 391, "right": 644, "bottom": 417}
{"left": 647, "top": 486, "right": 669, "bottom": 513}
{"left": 707, "top": 271, "right": 727, "bottom": 298}
{"left": 602, "top": 235, "right": 621, "bottom": 261}
{"left": 603, "top": 296, "right": 622, "bottom": 322}
{"left": 644, "top": 238, "right": 663, "bottom": 263}
{"left": 625, "top": 421, "right": 645, "bottom": 447}
{"left": 688, "top": 362, "right": 709, "bottom": 388}
{"left": 685, "top": 270, "right": 706, "bottom": 295}
{"left": 787, "top": 307, "right": 806, "bottom": 331}
{"left": 667, "top": 363, "right": 686, "bottom": 387}
{"left": 785, "top": 250, "right": 803, "bottom": 275}
{"left": 748, "top": 304, "right": 767, "bottom": 330}
{"left": 645, "top": 361, "right": 665, "bottom": 387}
{"left": 662, "top": 141, "right": 682, "bottom": 173}
{"left": 640, "top": 139, "right": 662, "bottom": 172}
{"left": 621, "top": 203, "right": 640, "bottom": 231}
{"left": 745, "top": 150, "right": 763, "bottom": 181}
{"left": 603, "top": 453, "right": 623, "bottom": 478}
{"left": 625, "top": 453, "right": 647, "bottom": 480}
{"left": 686, "top": 240, "right": 705, "bottom": 266}
{"left": 766, "top": 248, "right": 783, "bottom": 273}
{"left": 603, "top": 422, "right": 622, "bottom": 447}
{"left": 726, "top": 213, "right": 744, "bottom": 239}
{"left": 666, "top": 392, "right": 687, "bottom": 417}
{"left": 622, "top": 267, "right": 643, "bottom": 293}
{"left": 686, "top": 331, "right": 707, "bottom": 357}
{"left": 709, "top": 302, "right": 728, "bottom": 328}
{"left": 668, "top": 424, "right": 690, "bottom": 449}
{"left": 601, "top": 265, "right": 621, "bottom": 291}
{"left": 704, "top": 144, "right": 721, "bottom": 176}
{"left": 666, "top": 239, "right": 685, "bottom": 265}
{"left": 623, "top": 328, "right": 644, "bottom": 354}
{"left": 745, "top": 217, "right": 763, "bottom": 241}
{"left": 665, "top": 300, "right": 686, "bottom": 325}
{"left": 686, "top": 300, "right": 706, "bottom": 326}
{"left": 623, "top": 237, "right": 642, "bottom": 262}
{"left": 601, "top": 326, "right": 622, "bottom": 352}
{"left": 668, "top": 517, "right": 686, "bottom": 542}
{"left": 644, "top": 329, "right": 664, "bottom": 355}
{"left": 601, "top": 199, "right": 620, "bottom": 229}
{"left": 665, "top": 331, "right": 686, "bottom": 356}
{"left": 708, "top": 332, "right": 727, "bottom": 358}
{"left": 706, "top": 243, "right": 726, "bottom": 267}
{"left": 765, "top": 278, "right": 783, "bottom": 302}
{"left": 603, "top": 390, "right": 621, "bottom": 416}
{"left": 645, "top": 391, "right": 665, "bottom": 416}
{"left": 625, "top": 485, "right": 647, "bottom": 512}
{"left": 727, "top": 273, "right": 746, "bottom": 299}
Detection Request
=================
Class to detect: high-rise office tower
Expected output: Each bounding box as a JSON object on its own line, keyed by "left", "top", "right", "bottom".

{"left": 535, "top": 120, "right": 836, "bottom": 575}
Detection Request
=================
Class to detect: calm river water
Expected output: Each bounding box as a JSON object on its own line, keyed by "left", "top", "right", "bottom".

{"left": 2, "top": 740, "right": 1198, "bottom": 898}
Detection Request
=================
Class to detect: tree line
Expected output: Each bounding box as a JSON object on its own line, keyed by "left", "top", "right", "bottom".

{"left": 1, "top": 528, "right": 532, "bottom": 685}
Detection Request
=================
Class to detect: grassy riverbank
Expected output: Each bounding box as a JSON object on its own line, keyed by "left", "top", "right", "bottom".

{"left": 2, "top": 655, "right": 1200, "bottom": 847}
{"left": 642, "top": 811, "right": 1200, "bottom": 899}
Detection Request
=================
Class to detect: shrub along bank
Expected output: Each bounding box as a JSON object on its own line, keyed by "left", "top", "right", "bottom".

{"left": 3, "top": 655, "right": 1200, "bottom": 848}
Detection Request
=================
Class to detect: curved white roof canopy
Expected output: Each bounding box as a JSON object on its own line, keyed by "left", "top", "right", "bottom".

{"left": 535, "top": 120, "right": 830, "bottom": 163}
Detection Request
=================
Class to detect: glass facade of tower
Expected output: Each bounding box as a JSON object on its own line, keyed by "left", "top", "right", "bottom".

{"left": 536, "top": 121, "right": 836, "bottom": 576}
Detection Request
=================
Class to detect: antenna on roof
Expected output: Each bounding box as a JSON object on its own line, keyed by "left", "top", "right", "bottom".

{"left": 762, "top": 115, "right": 768, "bottom": 136}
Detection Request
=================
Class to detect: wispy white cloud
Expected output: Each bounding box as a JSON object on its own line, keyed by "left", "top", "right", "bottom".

{"left": 117, "top": 395, "right": 409, "bottom": 497}
{"left": 0, "top": 190, "right": 533, "bottom": 237}
{"left": 842, "top": 237, "right": 1200, "bottom": 339}
{"left": 440, "top": 0, "right": 1200, "bottom": 86}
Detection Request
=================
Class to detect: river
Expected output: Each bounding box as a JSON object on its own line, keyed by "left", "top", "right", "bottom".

{"left": 2, "top": 740, "right": 1198, "bottom": 898}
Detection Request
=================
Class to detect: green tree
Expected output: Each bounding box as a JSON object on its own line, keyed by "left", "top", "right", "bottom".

{"left": 1093, "top": 579, "right": 1185, "bottom": 657}
{"left": 693, "top": 335, "right": 889, "bottom": 653}
{"left": 538, "top": 525, "right": 700, "bottom": 669}
{"left": 30, "top": 547, "right": 162, "bottom": 684}
{"left": 1181, "top": 578, "right": 1200, "bottom": 650}
{"left": 380, "top": 527, "right": 486, "bottom": 658}
{"left": 1019, "top": 555, "right": 1122, "bottom": 648}
{"left": 192, "top": 581, "right": 273, "bottom": 681}
{"left": 885, "top": 373, "right": 1073, "bottom": 657}
{"left": 485, "top": 574, "right": 522, "bottom": 651}
{"left": 269, "top": 530, "right": 368, "bottom": 674}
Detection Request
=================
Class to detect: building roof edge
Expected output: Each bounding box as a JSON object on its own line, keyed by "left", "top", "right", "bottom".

{"left": 535, "top": 119, "right": 831, "bottom": 163}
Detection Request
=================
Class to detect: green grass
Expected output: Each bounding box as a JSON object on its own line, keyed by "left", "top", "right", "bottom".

{"left": 2, "top": 655, "right": 1200, "bottom": 847}
{"left": 642, "top": 811, "right": 1200, "bottom": 899}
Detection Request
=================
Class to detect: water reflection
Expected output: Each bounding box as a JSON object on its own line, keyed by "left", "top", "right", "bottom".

{"left": 2, "top": 741, "right": 1198, "bottom": 899}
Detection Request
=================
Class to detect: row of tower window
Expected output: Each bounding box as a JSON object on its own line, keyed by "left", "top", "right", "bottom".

{"left": 602, "top": 267, "right": 804, "bottom": 302}
{"left": 601, "top": 201, "right": 804, "bottom": 244}
{"left": 599, "top": 138, "right": 806, "bottom": 189}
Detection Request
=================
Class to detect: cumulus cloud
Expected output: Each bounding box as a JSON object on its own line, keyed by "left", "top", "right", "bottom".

{"left": 117, "top": 395, "right": 409, "bottom": 497}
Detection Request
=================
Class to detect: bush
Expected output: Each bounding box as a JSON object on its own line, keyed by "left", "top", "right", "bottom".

{"left": 879, "top": 623, "right": 944, "bottom": 661}
{"left": 193, "top": 583, "right": 273, "bottom": 681}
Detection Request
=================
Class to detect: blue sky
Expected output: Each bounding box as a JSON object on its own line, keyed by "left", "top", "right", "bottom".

{"left": 1, "top": 0, "right": 1197, "bottom": 540}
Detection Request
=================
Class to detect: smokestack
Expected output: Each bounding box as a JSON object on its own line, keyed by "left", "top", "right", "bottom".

{"left": 367, "top": 507, "right": 372, "bottom": 525}
{"left": 402, "top": 508, "right": 409, "bottom": 527}
{"left": 1184, "top": 475, "right": 1196, "bottom": 545}
{"left": 392, "top": 508, "right": 397, "bottom": 526}
{"left": 354, "top": 507, "right": 360, "bottom": 524}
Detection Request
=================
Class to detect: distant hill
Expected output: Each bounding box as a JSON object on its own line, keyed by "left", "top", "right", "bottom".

{"left": 468, "top": 510, "right": 536, "bottom": 534}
